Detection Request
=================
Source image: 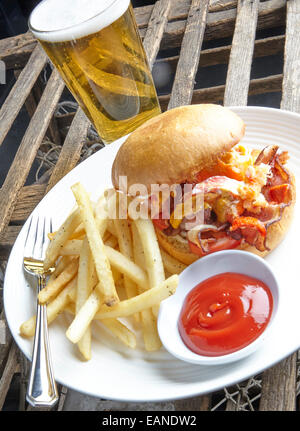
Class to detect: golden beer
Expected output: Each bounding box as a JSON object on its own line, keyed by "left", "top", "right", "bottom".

{"left": 29, "top": 0, "right": 160, "bottom": 144}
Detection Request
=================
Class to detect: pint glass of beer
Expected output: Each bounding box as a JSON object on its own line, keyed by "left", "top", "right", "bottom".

{"left": 29, "top": 0, "right": 161, "bottom": 144}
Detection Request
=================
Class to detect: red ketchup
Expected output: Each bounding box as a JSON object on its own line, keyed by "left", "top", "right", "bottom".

{"left": 178, "top": 272, "right": 273, "bottom": 357}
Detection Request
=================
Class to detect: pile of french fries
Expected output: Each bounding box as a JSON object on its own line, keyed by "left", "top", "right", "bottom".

{"left": 20, "top": 182, "right": 186, "bottom": 361}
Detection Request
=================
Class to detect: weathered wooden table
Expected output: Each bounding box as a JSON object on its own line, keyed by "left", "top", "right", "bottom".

{"left": 0, "top": 0, "right": 299, "bottom": 411}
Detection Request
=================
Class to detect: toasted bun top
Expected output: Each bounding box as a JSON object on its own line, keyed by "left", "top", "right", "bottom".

{"left": 112, "top": 104, "right": 245, "bottom": 192}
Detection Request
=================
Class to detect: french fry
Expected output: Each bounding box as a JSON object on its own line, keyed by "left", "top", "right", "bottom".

{"left": 94, "top": 275, "right": 178, "bottom": 320}
{"left": 66, "top": 288, "right": 102, "bottom": 344}
{"left": 71, "top": 182, "right": 118, "bottom": 306}
{"left": 133, "top": 219, "right": 165, "bottom": 316}
{"left": 60, "top": 234, "right": 118, "bottom": 256}
{"left": 60, "top": 239, "right": 82, "bottom": 256}
{"left": 104, "top": 245, "right": 148, "bottom": 289}
{"left": 69, "top": 223, "right": 85, "bottom": 239}
{"left": 67, "top": 195, "right": 107, "bottom": 241}
{"left": 133, "top": 219, "right": 165, "bottom": 288}
{"left": 114, "top": 215, "right": 139, "bottom": 322}
{"left": 101, "top": 318, "right": 136, "bottom": 349}
{"left": 160, "top": 249, "right": 187, "bottom": 275}
{"left": 131, "top": 222, "right": 161, "bottom": 351}
{"left": 131, "top": 222, "right": 146, "bottom": 269}
{"left": 95, "top": 193, "right": 108, "bottom": 237}
{"left": 48, "top": 255, "right": 74, "bottom": 282}
{"left": 76, "top": 237, "right": 95, "bottom": 360}
{"left": 44, "top": 208, "right": 81, "bottom": 270}
{"left": 38, "top": 258, "right": 79, "bottom": 304}
{"left": 64, "top": 302, "right": 136, "bottom": 349}
{"left": 20, "top": 277, "right": 77, "bottom": 337}
{"left": 139, "top": 309, "right": 161, "bottom": 351}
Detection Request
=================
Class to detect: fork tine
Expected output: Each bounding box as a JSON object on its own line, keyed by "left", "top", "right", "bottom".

{"left": 41, "top": 217, "right": 52, "bottom": 258}
{"left": 24, "top": 215, "right": 37, "bottom": 259}
{"left": 24, "top": 214, "right": 51, "bottom": 260}
{"left": 24, "top": 216, "right": 33, "bottom": 249}
{"left": 33, "top": 216, "right": 41, "bottom": 259}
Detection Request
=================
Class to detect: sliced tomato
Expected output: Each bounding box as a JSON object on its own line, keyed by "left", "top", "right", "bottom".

{"left": 152, "top": 214, "right": 169, "bottom": 231}
{"left": 188, "top": 236, "right": 241, "bottom": 257}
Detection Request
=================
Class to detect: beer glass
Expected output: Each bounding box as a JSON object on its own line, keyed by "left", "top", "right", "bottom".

{"left": 29, "top": 0, "right": 161, "bottom": 144}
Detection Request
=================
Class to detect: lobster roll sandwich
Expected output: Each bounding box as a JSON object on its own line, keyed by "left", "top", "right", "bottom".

{"left": 112, "top": 104, "right": 295, "bottom": 265}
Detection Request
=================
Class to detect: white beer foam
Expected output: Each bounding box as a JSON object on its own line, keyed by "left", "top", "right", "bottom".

{"left": 29, "top": 0, "right": 130, "bottom": 42}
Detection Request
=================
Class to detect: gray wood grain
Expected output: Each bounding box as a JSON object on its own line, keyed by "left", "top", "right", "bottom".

{"left": 0, "top": 31, "right": 37, "bottom": 70}
{"left": 259, "top": 353, "right": 297, "bottom": 411}
{"left": 0, "top": 342, "right": 19, "bottom": 410}
{"left": 143, "top": 0, "right": 172, "bottom": 69}
{"left": 0, "top": 44, "right": 47, "bottom": 147}
{"left": 281, "top": 0, "right": 300, "bottom": 113}
{"left": 224, "top": 0, "right": 259, "bottom": 106}
{"left": 168, "top": 0, "right": 210, "bottom": 109}
{"left": 10, "top": 184, "right": 47, "bottom": 223}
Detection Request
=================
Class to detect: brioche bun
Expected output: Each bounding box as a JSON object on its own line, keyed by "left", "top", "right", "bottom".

{"left": 112, "top": 104, "right": 245, "bottom": 193}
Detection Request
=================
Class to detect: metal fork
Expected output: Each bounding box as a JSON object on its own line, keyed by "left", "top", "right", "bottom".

{"left": 23, "top": 215, "right": 58, "bottom": 408}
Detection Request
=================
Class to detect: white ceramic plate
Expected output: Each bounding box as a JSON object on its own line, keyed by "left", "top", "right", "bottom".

{"left": 4, "top": 106, "right": 300, "bottom": 402}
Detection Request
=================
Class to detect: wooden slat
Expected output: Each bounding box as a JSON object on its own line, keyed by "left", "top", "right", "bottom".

{"left": 13, "top": 70, "right": 62, "bottom": 146}
{"left": 209, "top": 0, "right": 237, "bottom": 12}
{"left": 0, "top": 342, "right": 19, "bottom": 410}
{"left": 143, "top": 0, "right": 172, "bottom": 68}
{"left": 168, "top": 0, "right": 210, "bottom": 109}
{"left": 10, "top": 184, "right": 47, "bottom": 223}
{"left": 0, "top": 31, "right": 37, "bottom": 70}
{"left": 0, "top": 45, "right": 48, "bottom": 147}
{"left": 224, "top": 0, "right": 259, "bottom": 106}
{"left": 46, "top": 108, "right": 90, "bottom": 192}
{"left": 280, "top": 0, "right": 300, "bottom": 113}
{"left": 259, "top": 354, "right": 297, "bottom": 411}
{"left": 174, "top": 395, "right": 211, "bottom": 411}
{"left": 0, "top": 311, "right": 12, "bottom": 375}
{"left": 0, "top": 226, "right": 21, "bottom": 259}
{"left": 0, "top": 69, "right": 65, "bottom": 237}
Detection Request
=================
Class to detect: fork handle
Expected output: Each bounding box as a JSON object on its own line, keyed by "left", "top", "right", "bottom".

{"left": 26, "top": 275, "right": 59, "bottom": 408}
